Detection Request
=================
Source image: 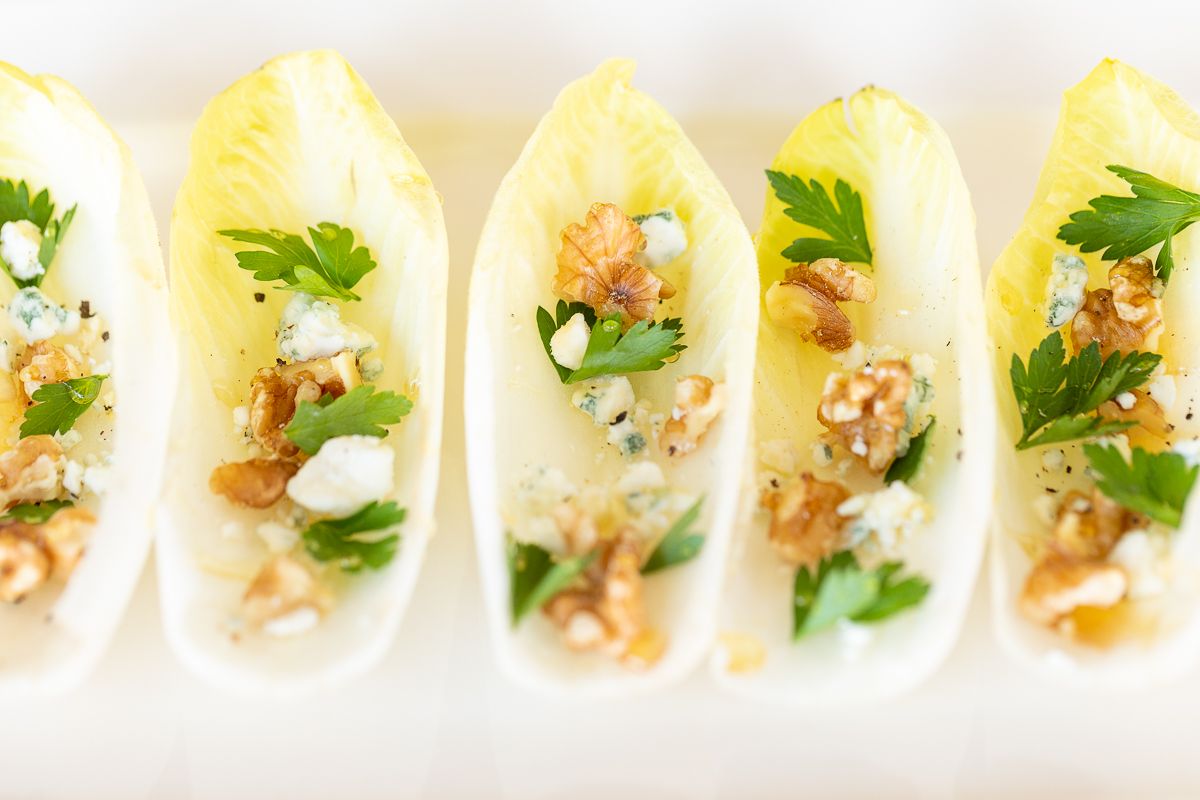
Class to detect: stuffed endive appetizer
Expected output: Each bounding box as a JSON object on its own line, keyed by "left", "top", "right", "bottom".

{"left": 159, "top": 51, "right": 446, "bottom": 693}
{"left": 715, "top": 88, "right": 994, "bottom": 703}
{"left": 465, "top": 60, "right": 756, "bottom": 694}
{"left": 0, "top": 62, "right": 172, "bottom": 694}
{"left": 987, "top": 60, "right": 1200, "bottom": 687}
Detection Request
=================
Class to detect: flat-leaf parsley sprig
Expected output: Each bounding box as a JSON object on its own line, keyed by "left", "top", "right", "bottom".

{"left": 766, "top": 171, "right": 872, "bottom": 267}
{"left": 536, "top": 300, "right": 685, "bottom": 384}
{"left": 219, "top": 222, "right": 376, "bottom": 302}
{"left": 792, "top": 551, "right": 929, "bottom": 639}
{"left": 20, "top": 375, "right": 106, "bottom": 438}
{"left": 1084, "top": 444, "right": 1198, "bottom": 528}
{"left": 302, "top": 500, "right": 406, "bottom": 572}
{"left": 0, "top": 178, "right": 77, "bottom": 288}
{"left": 1009, "top": 332, "right": 1160, "bottom": 449}
{"left": 284, "top": 385, "right": 413, "bottom": 455}
{"left": 1058, "top": 165, "right": 1200, "bottom": 283}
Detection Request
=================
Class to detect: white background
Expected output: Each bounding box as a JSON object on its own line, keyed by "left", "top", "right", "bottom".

{"left": 5, "top": 0, "right": 1200, "bottom": 797}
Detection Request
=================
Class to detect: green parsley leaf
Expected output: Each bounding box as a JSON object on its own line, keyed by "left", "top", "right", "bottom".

{"left": 1058, "top": 165, "right": 1200, "bottom": 284}
{"left": 218, "top": 222, "right": 377, "bottom": 302}
{"left": 508, "top": 538, "right": 596, "bottom": 625}
{"left": 793, "top": 551, "right": 930, "bottom": 639}
{"left": 642, "top": 498, "right": 705, "bottom": 574}
{"left": 20, "top": 375, "right": 106, "bottom": 438}
{"left": 1083, "top": 444, "right": 1198, "bottom": 528}
{"left": 3, "top": 499, "right": 73, "bottom": 524}
{"left": 536, "top": 300, "right": 597, "bottom": 382}
{"left": 885, "top": 417, "right": 936, "bottom": 484}
{"left": 1010, "top": 332, "right": 1160, "bottom": 449}
{"left": 302, "top": 501, "right": 405, "bottom": 572}
{"left": 766, "top": 170, "right": 872, "bottom": 266}
{"left": 284, "top": 385, "right": 413, "bottom": 455}
{"left": 0, "top": 178, "right": 77, "bottom": 288}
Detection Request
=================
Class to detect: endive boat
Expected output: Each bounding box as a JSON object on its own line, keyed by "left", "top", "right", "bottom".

{"left": 714, "top": 87, "right": 994, "bottom": 703}
{"left": 465, "top": 60, "right": 757, "bottom": 695}
{"left": 986, "top": 60, "right": 1200, "bottom": 688}
{"left": 0, "top": 62, "right": 172, "bottom": 694}
{"left": 158, "top": 50, "right": 447, "bottom": 694}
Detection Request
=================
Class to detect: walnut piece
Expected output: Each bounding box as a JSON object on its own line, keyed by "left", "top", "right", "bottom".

{"left": 1070, "top": 256, "right": 1162, "bottom": 358}
{"left": 209, "top": 458, "right": 297, "bottom": 509}
{"left": 248, "top": 357, "right": 354, "bottom": 460}
{"left": 553, "top": 203, "right": 671, "bottom": 326}
{"left": 242, "top": 555, "right": 331, "bottom": 632}
{"left": 0, "top": 435, "right": 63, "bottom": 508}
{"left": 543, "top": 530, "right": 652, "bottom": 663}
{"left": 14, "top": 342, "right": 81, "bottom": 404}
{"left": 39, "top": 506, "right": 96, "bottom": 578}
{"left": 761, "top": 472, "right": 850, "bottom": 568}
{"left": 765, "top": 258, "right": 875, "bottom": 353}
{"left": 1098, "top": 389, "right": 1171, "bottom": 443}
{"left": 1051, "top": 487, "right": 1144, "bottom": 562}
{"left": 660, "top": 375, "right": 726, "bottom": 458}
{"left": 0, "top": 523, "right": 50, "bottom": 602}
{"left": 817, "top": 360, "right": 912, "bottom": 473}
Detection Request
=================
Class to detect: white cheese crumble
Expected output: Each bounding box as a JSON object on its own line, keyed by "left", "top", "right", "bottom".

{"left": 276, "top": 293, "right": 376, "bottom": 363}
{"left": 616, "top": 461, "right": 666, "bottom": 515}
{"left": 286, "top": 434, "right": 394, "bottom": 516}
{"left": 8, "top": 286, "right": 80, "bottom": 344}
{"left": 255, "top": 521, "right": 299, "bottom": 554}
{"left": 1041, "top": 448, "right": 1065, "bottom": 471}
{"left": 54, "top": 429, "right": 82, "bottom": 452}
{"left": 1044, "top": 253, "right": 1089, "bottom": 328}
{"left": 1108, "top": 530, "right": 1169, "bottom": 599}
{"left": 1115, "top": 391, "right": 1136, "bottom": 410}
{"left": 811, "top": 442, "right": 833, "bottom": 467}
{"left": 571, "top": 375, "right": 645, "bottom": 456}
{"left": 549, "top": 312, "right": 590, "bottom": 370}
{"left": 263, "top": 607, "right": 320, "bottom": 638}
{"left": 82, "top": 464, "right": 110, "bottom": 496}
{"left": 838, "top": 482, "right": 931, "bottom": 560}
{"left": 634, "top": 210, "right": 688, "bottom": 268}
{"left": 1146, "top": 372, "right": 1176, "bottom": 411}
{"left": 1034, "top": 494, "right": 1058, "bottom": 526}
{"left": 62, "top": 459, "right": 83, "bottom": 498}
{"left": 1173, "top": 438, "right": 1200, "bottom": 468}
{"left": 759, "top": 439, "right": 797, "bottom": 475}
{"left": 0, "top": 220, "right": 44, "bottom": 281}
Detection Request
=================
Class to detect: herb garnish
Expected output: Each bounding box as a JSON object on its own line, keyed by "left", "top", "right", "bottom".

{"left": 885, "top": 418, "right": 936, "bottom": 484}
{"left": 20, "top": 375, "right": 106, "bottom": 438}
{"left": 766, "top": 171, "right": 872, "bottom": 266}
{"left": 1084, "top": 444, "right": 1198, "bottom": 528}
{"left": 284, "top": 385, "right": 412, "bottom": 455}
{"left": 793, "top": 551, "right": 929, "bottom": 639}
{"left": 642, "top": 498, "right": 705, "bottom": 574}
{"left": 1059, "top": 165, "right": 1200, "bottom": 284}
{"left": 302, "top": 500, "right": 405, "bottom": 572}
{"left": 218, "top": 223, "right": 376, "bottom": 302}
{"left": 508, "top": 539, "right": 596, "bottom": 625}
{"left": 0, "top": 179, "right": 76, "bottom": 288}
{"left": 536, "top": 300, "right": 685, "bottom": 384}
{"left": 3, "top": 499, "right": 73, "bottom": 524}
{"left": 1009, "top": 332, "right": 1159, "bottom": 449}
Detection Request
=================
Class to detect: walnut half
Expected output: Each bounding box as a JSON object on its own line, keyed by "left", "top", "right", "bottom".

{"left": 1070, "top": 256, "right": 1163, "bottom": 358}
{"left": 761, "top": 472, "right": 850, "bottom": 568}
{"left": 817, "top": 359, "right": 912, "bottom": 473}
{"left": 209, "top": 458, "right": 298, "bottom": 509}
{"left": 764, "top": 258, "right": 875, "bottom": 353}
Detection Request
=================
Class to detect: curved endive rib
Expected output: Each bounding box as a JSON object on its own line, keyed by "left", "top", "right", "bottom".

{"left": 715, "top": 88, "right": 993, "bottom": 704}
{"left": 465, "top": 60, "right": 757, "bottom": 696}
{"left": 159, "top": 50, "right": 447, "bottom": 694}
{"left": 987, "top": 60, "right": 1200, "bottom": 688}
{"left": 0, "top": 63, "right": 173, "bottom": 695}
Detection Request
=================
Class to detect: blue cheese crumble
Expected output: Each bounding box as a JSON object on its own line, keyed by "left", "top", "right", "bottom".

{"left": 1044, "top": 253, "right": 1089, "bottom": 328}
{"left": 838, "top": 481, "right": 931, "bottom": 563}
{"left": 277, "top": 293, "right": 376, "bottom": 363}
{"left": 549, "top": 312, "right": 590, "bottom": 370}
{"left": 8, "top": 286, "right": 80, "bottom": 344}
{"left": 571, "top": 375, "right": 646, "bottom": 456}
{"left": 633, "top": 210, "right": 687, "bottom": 268}
{"left": 0, "top": 220, "right": 44, "bottom": 282}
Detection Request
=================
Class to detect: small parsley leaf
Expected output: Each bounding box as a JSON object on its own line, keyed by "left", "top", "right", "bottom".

{"left": 793, "top": 551, "right": 929, "bottom": 639}
{"left": 1058, "top": 165, "right": 1200, "bottom": 283}
{"left": 1083, "top": 444, "right": 1198, "bottom": 528}
{"left": 0, "top": 178, "right": 77, "bottom": 288}
{"left": 218, "top": 222, "right": 377, "bottom": 302}
{"left": 642, "top": 498, "right": 705, "bottom": 574}
{"left": 1010, "top": 332, "right": 1159, "bottom": 449}
{"left": 508, "top": 538, "right": 596, "bottom": 625}
{"left": 302, "top": 501, "right": 405, "bottom": 572}
{"left": 536, "top": 304, "right": 685, "bottom": 384}
{"left": 20, "top": 375, "right": 106, "bottom": 438}
{"left": 766, "top": 170, "right": 872, "bottom": 266}
{"left": 284, "top": 385, "right": 413, "bottom": 455}
{"left": 885, "top": 417, "right": 936, "bottom": 484}
{"left": 3, "top": 499, "right": 73, "bottom": 524}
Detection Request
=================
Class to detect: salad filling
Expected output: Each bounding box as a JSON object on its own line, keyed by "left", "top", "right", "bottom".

{"left": 508, "top": 202, "right": 723, "bottom": 667}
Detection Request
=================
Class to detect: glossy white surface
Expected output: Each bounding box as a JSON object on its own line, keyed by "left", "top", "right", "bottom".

{"left": 7, "top": 0, "right": 1200, "bottom": 796}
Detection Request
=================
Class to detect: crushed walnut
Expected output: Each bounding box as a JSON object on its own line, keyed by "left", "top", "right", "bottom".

{"left": 0, "top": 506, "right": 98, "bottom": 603}
{"left": 761, "top": 472, "right": 850, "bottom": 568}
{"left": 543, "top": 529, "right": 658, "bottom": 666}
{"left": 660, "top": 375, "right": 726, "bottom": 458}
{"left": 1098, "top": 389, "right": 1172, "bottom": 444}
{"left": 0, "top": 435, "right": 63, "bottom": 508}
{"left": 817, "top": 359, "right": 912, "bottom": 473}
{"left": 764, "top": 258, "right": 875, "bottom": 352}
{"left": 1070, "top": 256, "right": 1163, "bottom": 358}
{"left": 1019, "top": 487, "right": 1146, "bottom": 626}
{"left": 209, "top": 458, "right": 298, "bottom": 509}
{"left": 553, "top": 203, "right": 674, "bottom": 327}
{"left": 248, "top": 356, "right": 353, "bottom": 461}
{"left": 241, "top": 554, "right": 331, "bottom": 634}
{"left": 14, "top": 342, "right": 81, "bottom": 403}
